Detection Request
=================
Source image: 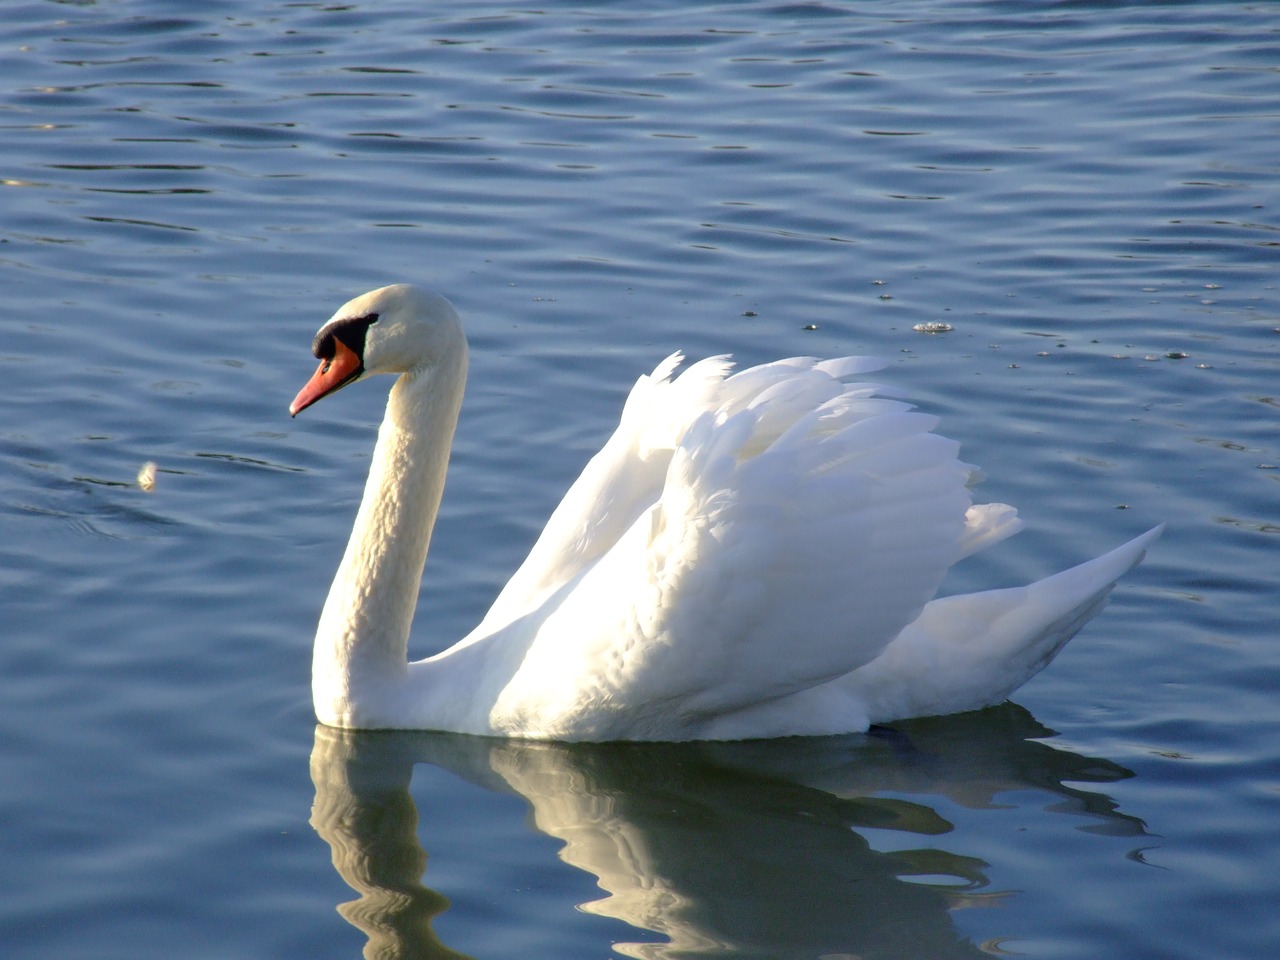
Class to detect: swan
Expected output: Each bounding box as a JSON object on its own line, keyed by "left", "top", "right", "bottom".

{"left": 289, "top": 283, "right": 1159, "bottom": 741}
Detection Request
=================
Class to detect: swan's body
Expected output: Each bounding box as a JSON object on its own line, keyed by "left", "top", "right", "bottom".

{"left": 291, "top": 284, "right": 1159, "bottom": 741}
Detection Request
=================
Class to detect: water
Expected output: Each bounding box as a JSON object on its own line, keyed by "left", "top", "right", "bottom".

{"left": 2, "top": 1, "right": 1277, "bottom": 957}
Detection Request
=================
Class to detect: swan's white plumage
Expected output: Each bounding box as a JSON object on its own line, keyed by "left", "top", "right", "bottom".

{"left": 295, "top": 284, "right": 1159, "bottom": 741}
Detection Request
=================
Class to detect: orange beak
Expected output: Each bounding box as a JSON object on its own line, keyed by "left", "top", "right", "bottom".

{"left": 289, "top": 337, "right": 364, "bottom": 416}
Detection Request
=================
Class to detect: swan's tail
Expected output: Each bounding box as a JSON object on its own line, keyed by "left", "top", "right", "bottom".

{"left": 852, "top": 525, "right": 1163, "bottom": 724}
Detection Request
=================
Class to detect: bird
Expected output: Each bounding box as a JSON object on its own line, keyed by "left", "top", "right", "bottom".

{"left": 289, "top": 283, "right": 1159, "bottom": 741}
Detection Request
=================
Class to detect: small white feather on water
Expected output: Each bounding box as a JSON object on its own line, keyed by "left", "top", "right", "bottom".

{"left": 137, "top": 461, "right": 157, "bottom": 492}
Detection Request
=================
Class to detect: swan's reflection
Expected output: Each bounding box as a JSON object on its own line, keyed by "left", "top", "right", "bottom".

{"left": 310, "top": 706, "right": 1143, "bottom": 959}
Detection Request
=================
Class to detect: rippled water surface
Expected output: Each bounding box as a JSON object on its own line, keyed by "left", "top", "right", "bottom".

{"left": 3, "top": 2, "right": 1278, "bottom": 958}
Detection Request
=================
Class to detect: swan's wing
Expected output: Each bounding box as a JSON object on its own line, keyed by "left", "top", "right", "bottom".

{"left": 473, "top": 354, "right": 733, "bottom": 635}
{"left": 490, "top": 358, "right": 992, "bottom": 740}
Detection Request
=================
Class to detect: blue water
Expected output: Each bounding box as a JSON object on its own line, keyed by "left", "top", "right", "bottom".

{"left": 3, "top": 1, "right": 1277, "bottom": 957}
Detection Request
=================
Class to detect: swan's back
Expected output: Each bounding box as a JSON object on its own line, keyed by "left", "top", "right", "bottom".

{"left": 450, "top": 353, "right": 1056, "bottom": 740}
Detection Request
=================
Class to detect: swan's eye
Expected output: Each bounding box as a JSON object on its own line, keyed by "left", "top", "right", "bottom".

{"left": 311, "top": 312, "right": 378, "bottom": 362}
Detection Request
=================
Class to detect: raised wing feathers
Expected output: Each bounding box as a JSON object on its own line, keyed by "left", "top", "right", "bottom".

{"left": 473, "top": 353, "right": 730, "bottom": 635}
{"left": 486, "top": 355, "right": 991, "bottom": 739}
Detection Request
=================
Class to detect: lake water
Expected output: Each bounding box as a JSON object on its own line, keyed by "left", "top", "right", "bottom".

{"left": 3, "top": 1, "right": 1277, "bottom": 957}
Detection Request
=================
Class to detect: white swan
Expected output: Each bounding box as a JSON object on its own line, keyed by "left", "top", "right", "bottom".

{"left": 290, "top": 284, "right": 1159, "bottom": 741}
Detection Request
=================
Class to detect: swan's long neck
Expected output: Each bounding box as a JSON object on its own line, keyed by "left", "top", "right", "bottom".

{"left": 313, "top": 351, "right": 467, "bottom": 727}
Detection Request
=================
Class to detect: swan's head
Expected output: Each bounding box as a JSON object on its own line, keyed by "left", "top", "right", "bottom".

{"left": 290, "top": 284, "right": 465, "bottom": 416}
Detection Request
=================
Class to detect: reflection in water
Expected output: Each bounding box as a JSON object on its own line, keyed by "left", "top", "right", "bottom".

{"left": 310, "top": 706, "right": 1143, "bottom": 959}
{"left": 309, "top": 740, "right": 472, "bottom": 960}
